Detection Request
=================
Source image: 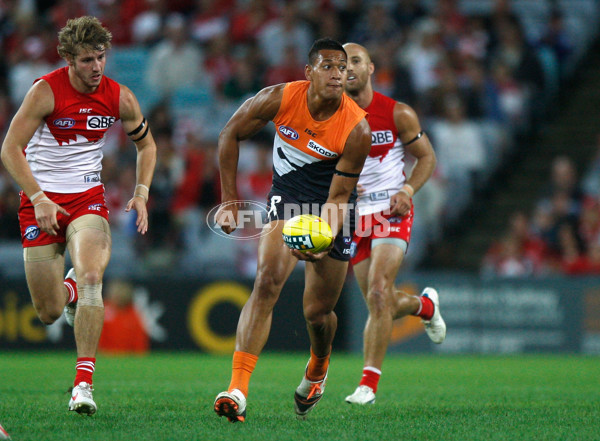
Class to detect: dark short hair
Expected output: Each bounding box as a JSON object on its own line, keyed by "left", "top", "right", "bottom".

{"left": 308, "top": 38, "right": 347, "bottom": 65}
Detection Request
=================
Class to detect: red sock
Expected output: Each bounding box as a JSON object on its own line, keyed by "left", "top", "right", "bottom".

{"left": 74, "top": 357, "right": 95, "bottom": 386}
{"left": 414, "top": 295, "right": 434, "bottom": 320}
{"left": 359, "top": 367, "right": 381, "bottom": 393}
{"left": 64, "top": 278, "right": 77, "bottom": 304}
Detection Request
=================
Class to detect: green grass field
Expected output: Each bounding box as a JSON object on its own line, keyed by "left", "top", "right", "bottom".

{"left": 0, "top": 352, "right": 598, "bottom": 441}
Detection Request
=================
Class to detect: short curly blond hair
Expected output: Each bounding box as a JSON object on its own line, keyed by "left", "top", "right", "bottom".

{"left": 57, "top": 16, "right": 112, "bottom": 60}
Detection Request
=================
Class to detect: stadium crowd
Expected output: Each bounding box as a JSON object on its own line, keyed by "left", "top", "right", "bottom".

{"left": 0, "top": 0, "right": 598, "bottom": 277}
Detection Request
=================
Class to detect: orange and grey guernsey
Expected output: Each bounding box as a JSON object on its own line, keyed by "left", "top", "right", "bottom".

{"left": 271, "top": 80, "right": 367, "bottom": 203}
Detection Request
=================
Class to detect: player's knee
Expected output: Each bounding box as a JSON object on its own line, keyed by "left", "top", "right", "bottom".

{"left": 303, "top": 303, "right": 333, "bottom": 328}
{"left": 366, "top": 282, "right": 393, "bottom": 315}
{"left": 36, "top": 305, "right": 63, "bottom": 324}
{"left": 77, "top": 269, "right": 103, "bottom": 286}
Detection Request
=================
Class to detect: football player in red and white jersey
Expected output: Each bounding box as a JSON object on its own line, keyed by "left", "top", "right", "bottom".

{"left": 342, "top": 43, "right": 446, "bottom": 405}
{"left": 1, "top": 16, "right": 157, "bottom": 415}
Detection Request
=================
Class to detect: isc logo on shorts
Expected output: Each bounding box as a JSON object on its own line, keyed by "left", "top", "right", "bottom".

{"left": 87, "top": 115, "right": 116, "bottom": 130}
{"left": 24, "top": 225, "right": 40, "bottom": 240}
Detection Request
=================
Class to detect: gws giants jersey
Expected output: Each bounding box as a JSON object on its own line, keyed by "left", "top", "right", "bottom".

{"left": 271, "top": 81, "right": 366, "bottom": 203}
{"left": 26, "top": 66, "right": 121, "bottom": 193}
{"left": 356, "top": 91, "right": 406, "bottom": 216}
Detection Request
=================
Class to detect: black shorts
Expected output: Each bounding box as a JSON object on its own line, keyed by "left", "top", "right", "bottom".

{"left": 265, "top": 188, "right": 355, "bottom": 262}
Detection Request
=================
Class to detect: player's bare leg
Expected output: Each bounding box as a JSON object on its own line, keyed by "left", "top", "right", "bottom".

{"left": 346, "top": 242, "right": 419, "bottom": 404}
{"left": 235, "top": 220, "right": 297, "bottom": 354}
{"left": 294, "top": 255, "right": 347, "bottom": 418}
{"left": 66, "top": 215, "right": 111, "bottom": 415}
{"left": 215, "top": 220, "right": 297, "bottom": 422}
{"left": 24, "top": 244, "right": 67, "bottom": 324}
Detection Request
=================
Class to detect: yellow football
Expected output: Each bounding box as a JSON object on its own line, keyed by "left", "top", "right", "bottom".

{"left": 282, "top": 214, "right": 333, "bottom": 253}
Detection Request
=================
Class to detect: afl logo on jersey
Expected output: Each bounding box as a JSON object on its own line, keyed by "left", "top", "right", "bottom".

{"left": 278, "top": 126, "right": 299, "bottom": 140}
{"left": 87, "top": 115, "right": 116, "bottom": 130}
{"left": 54, "top": 118, "right": 76, "bottom": 129}
{"left": 24, "top": 225, "right": 40, "bottom": 241}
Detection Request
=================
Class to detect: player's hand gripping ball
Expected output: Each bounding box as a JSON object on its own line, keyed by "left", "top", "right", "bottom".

{"left": 282, "top": 214, "right": 333, "bottom": 253}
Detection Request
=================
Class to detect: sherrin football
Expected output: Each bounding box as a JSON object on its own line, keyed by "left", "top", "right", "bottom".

{"left": 282, "top": 214, "right": 333, "bottom": 253}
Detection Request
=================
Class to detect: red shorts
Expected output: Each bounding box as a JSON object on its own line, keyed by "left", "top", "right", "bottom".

{"left": 350, "top": 207, "right": 414, "bottom": 265}
{"left": 18, "top": 185, "right": 109, "bottom": 247}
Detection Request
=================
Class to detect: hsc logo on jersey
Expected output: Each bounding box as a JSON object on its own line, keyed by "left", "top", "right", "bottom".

{"left": 87, "top": 116, "right": 116, "bottom": 130}
{"left": 53, "top": 118, "right": 76, "bottom": 129}
{"left": 278, "top": 126, "right": 299, "bottom": 140}
{"left": 372, "top": 130, "right": 394, "bottom": 146}
{"left": 24, "top": 225, "right": 40, "bottom": 241}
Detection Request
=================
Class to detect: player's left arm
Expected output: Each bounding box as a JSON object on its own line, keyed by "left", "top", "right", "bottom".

{"left": 293, "top": 118, "right": 371, "bottom": 262}
{"left": 324, "top": 117, "right": 372, "bottom": 234}
{"left": 389, "top": 102, "right": 436, "bottom": 216}
{"left": 119, "top": 84, "right": 157, "bottom": 235}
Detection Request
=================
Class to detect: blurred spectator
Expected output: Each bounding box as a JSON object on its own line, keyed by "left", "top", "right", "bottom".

{"left": 540, "top": 156, "right": 584, "bottom": 212}
{"left": 481, "top": 211, "right": 549, "bottom": 277}
{"left": 8, "top": 35, "right": 55, "bottom": 107}
{"left": 348, "top": 3, "right": 399, "bottom": 47}
{"left": 238, "top": 135, "right": 273, "bottom": 202}
{"left": 98, "top": 279, "right": 150, "bottom": 354}
{"left": 229, "top": 0, "right": 276, "bottom": 45}
{"left": 138, "top": 129, "right": 182, "bottom": 259}
{"left": 430, "top": 95, "right": 487, "bottom": 221}
{"left": 131, "top": 0, "right": 168, "bottom": 46}
{"left": 257, "top": 0, "right": 312, "bottom": 67}
{"left": 392, "top": 0, "right": 428, "bottom": 28}
{"left": 562, "top": 239, "right": 600, "bottom": 275}
{"left": 222, "top": 51, "right": 263, "bottom": 100}
{"left": 190, "top": 0, "right": 233, "bottom": 44}
{"left": 487, "top": 59, "right": 529, "bottom": 130}
{"left": 481, "top": 233, "right": 535, "bottom": 278}
{"left": 204, "top": 34, "right": 235, "bottom": 91}
{"left": 145, "top": 13, "right": 205, "bottom": 99}
{"left": 264, "top": 44, "right": 305, "bottom": 86}
{"left": 399, "top": 18, "right": 445, "bottom": 95}
{"left": 488, "top": 19, "right": 545, "bottom": 118}
{"left": 536, "top": 8, "right": 573, "bottom": 78}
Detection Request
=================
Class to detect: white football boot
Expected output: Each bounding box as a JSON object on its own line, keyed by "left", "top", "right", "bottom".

{"left": 345, "top": 385, "right": 376, "bottom": 405}
{"left": 214, "top": 389, "right": 246, "bottom": 423}
{"left": 294, "top": 365, "right": 328, "bottom": 419}
{"left": 421, "top": 287, "right": 446, "bottom": 344}
{"left": 69, "top": 382, "right": 97, "bottom": 415}
{"left": 63, "top": 268, "right": 77, "bottom": 327}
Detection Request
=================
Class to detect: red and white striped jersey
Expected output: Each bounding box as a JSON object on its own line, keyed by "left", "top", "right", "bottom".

{"left": 356, "top": 91, "right": 407, "bottom": 216}
{"left": 26, "top": 66, "right": 121, "bottom": 193}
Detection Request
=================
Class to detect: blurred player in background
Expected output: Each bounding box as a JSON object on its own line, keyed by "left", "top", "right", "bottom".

{"left": 342, "top": 43, "right": 446, "bottom": 405}
{"left": 213, "top": 38, "right": 371, "bottom": 422}
{"left": 0, "top": 16, "right": 157, "bottom": 415}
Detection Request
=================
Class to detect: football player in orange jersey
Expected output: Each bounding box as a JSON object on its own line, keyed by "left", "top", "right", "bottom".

{"left": 213, "top": 38, "right": 371, "bottom": 422}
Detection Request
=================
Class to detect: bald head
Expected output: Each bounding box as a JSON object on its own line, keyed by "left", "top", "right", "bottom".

{"left": 343, "top": 43, "right": 371, "bottom": 63}
{"left": 343, "top": 42, "right": 374, "bottom": 97}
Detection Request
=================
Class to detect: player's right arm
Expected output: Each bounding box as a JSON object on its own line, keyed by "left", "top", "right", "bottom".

{"left": 216, "top": 84, "right": 284, "bottom": 234}
{"left": 0, "top": 80, "right": 70, "bottom": 235}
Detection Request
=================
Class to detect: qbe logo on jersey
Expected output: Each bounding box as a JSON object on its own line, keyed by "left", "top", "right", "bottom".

{"left": 87, "top": 115, "right": 116, "bottom": 130}
{"left": 372, "top": 130, "right": 394, "bottom": 145}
